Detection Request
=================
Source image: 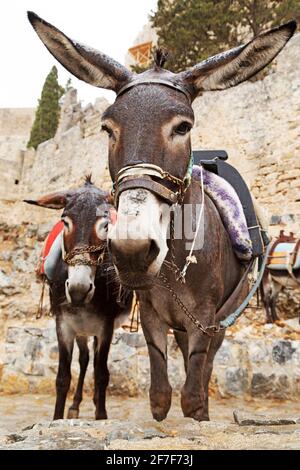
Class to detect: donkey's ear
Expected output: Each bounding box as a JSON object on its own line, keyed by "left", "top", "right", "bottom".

{"left": 27, "top": 11, "right": 133, "bottom": 92}
{"left": 179, "top": 21, "right": 296, "bottom": 98}
{"left": 23, "top": 191, "right": 69, "bottom": 210}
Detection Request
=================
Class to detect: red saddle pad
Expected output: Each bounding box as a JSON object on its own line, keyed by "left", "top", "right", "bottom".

{"left": 39, "top": 221, "right": 64, "bottom": 274}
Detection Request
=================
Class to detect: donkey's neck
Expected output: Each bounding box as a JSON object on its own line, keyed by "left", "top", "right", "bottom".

{"left": 167, "top": 181, "right": 243, "bottom": 301}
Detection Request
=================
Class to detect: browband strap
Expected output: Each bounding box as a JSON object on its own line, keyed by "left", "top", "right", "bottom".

{"left": 117, "top": 79, "right": 191, "bottom": 102}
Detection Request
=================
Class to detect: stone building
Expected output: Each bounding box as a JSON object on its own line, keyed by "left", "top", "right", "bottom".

{"left": 125, "top": 23, "right": 158, "bottom": 69}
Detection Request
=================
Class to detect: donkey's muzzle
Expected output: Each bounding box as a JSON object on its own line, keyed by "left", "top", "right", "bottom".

{"left": 66, "top": 280, "right": 94, "bottom": 306}
{"left": 109, "top": 238, "right": 159, "bottom": 288}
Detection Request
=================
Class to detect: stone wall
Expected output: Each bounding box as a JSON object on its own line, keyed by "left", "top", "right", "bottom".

{"left": 1, "top": 321, "right": 300, "bottom": 400}
{"left": 20, "top": 92, "right": 111, "bottom": 199}
{"left": 0, "top": 221, "right": 299, "bottom": 398}
{"left": 191, "top": 32, "right": 300, "bottom": 236}
{"left": 0, "top": 108, "right": 34, "bottom": 200}
{"left": 0, "top": 34, "right": 300, "bottom": 399}
{"left": 2, "top": 34, "right": 299, "bottom": 234}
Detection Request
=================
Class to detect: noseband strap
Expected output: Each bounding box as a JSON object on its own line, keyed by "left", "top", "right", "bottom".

{"left": 112, "top": 158, "right": 194, "bottom": 207}
{"left": 114, "top": 176, "right": 179, "bottom": 206}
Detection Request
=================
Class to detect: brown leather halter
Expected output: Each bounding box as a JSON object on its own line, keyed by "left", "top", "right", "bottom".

{"left": 112, "top": 79, "right": 193, "bottom": 208}
{"left": 112, "top": 162, "right": 193, "bottom": 207}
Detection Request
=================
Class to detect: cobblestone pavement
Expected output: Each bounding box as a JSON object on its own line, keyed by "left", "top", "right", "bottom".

{"left": 0, "top": 394, "right": 300, "bottom": 450}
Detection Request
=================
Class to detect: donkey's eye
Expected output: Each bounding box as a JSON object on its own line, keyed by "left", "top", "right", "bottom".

{"left": 101, "top": 124, "right": 114, "bottom": 138}
{"left": 61, "top": 216, "right": 72, "bottom": 232}
{"left": 95, "top": 218, "right": 109, "bottom": 241}
{"left": 174, "top": 122, "right": 192, "bottom": 136}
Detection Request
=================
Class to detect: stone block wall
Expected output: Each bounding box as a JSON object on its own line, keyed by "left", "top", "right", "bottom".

{"left": 1, "top": 34, "right": 298, "bottom": 233}
{"left": 191, "top": 33, "right": 300, "bottom": 235}
{"left": 1, "top": 322, "right": 300, "bottom": 400}
{"left": 0, "top": 108, "right": 34, "bottom": 200}
{"left": 1, "top": 34, "right": 300, "bottom": 400}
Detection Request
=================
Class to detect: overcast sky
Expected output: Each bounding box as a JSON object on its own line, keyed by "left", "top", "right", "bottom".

{"left": 0, "top": 0, "right": 158, "bottom": 108}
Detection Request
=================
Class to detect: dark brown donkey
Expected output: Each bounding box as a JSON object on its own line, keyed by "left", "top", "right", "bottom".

{"left": 28, "top": 11, "right": 296, "bottom": 421}
{"left": 25, "top": 178, "right": 132, "bottom": 420}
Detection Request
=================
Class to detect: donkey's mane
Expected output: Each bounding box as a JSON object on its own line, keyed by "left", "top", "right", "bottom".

{"left": 84, "top": 174, "right": 94, "bottom": 186}
{"left": 154, "top": 48, "right": 168, "bottom": 69}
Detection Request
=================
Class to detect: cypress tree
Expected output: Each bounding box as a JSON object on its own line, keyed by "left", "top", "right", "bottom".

{"left": 27, "top": 66, "right": 65, "bottom": 149}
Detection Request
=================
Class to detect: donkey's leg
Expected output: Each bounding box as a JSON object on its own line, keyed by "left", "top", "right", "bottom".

{"left": 265, "top": 299, "right": 273, "bottom": 323}
{"left": 67, "top": 336, "right": 89, "bottom": 419}
{"left": 264, "top": 287, "right": 275, "bottom": 323}
{"left": 93, "top": 321, "right": 114, "bottom": 420}
{"left": 261, "top": 273, "right": 274, "bottom": 323}
{"left": 261, "top": 287, "right": 273, "bottom": 323}
{"left": 53, "top": 318, "right": 75, "bottom": 420}
{"left": 181, "top": 326, "right": 213, "bottom": 422}
{"left": 270, "top": 294, "right": 279, "bottom": 322}
{"left": 202, "top": 329, "right": 225, "bottom": 420}
{"left": 140, "top": 304, "right": 172, "bottom": 421}
{"left": 174, "top": 330, "right": 189, "bottom": 373}
{"left": 271, "top": 282, "right": 282, "bottom": 322}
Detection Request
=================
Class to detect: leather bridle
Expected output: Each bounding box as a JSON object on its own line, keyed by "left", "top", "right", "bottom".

{"left": 117, "top": 78, "right": 192, "bottom": 103}
{"left": 112, "top": 160, "right": 194, "bottom": 207}
{"left": 112, "top": 79, "right": 194, "bottom": 208}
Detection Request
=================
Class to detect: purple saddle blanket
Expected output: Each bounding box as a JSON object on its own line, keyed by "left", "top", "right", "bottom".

{"left": 192, "top": 165, "right": 252, "bottom": 261}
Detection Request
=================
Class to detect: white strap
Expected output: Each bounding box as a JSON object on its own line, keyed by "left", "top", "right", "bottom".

{"left": 178, "top": 165, "right": 205, "bottom": 282}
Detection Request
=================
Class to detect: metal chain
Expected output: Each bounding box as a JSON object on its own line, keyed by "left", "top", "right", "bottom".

{"left": 159, "top": 270, "right": 221, "bottom": 337}
{"left": 158, "top": 203, "right": 221, "bottom": 336}
{"left": 163, "top": 212, "right": 182, "bottom": 279}
{"left": 63, "top": 244, "right": 106, "bottom": 266}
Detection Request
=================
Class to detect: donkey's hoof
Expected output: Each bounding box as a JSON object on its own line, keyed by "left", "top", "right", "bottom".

{"left": 151, "top": 406, "right": 169, "bottom": 422}
{"left": 67, "top": 408, "right": 79, "bottom": 419}
{"left": 185, "top": 410, "right": 210, "bottom": 422}
{"left": 152, "top": 412, "right": 167, "bottom": 422}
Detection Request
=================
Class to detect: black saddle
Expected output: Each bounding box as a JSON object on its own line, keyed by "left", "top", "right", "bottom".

{"left": 192, "top": 150, "right": 265, "bottom": 257}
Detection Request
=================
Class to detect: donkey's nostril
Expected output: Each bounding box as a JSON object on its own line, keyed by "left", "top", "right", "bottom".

{"left": 109, "top": 239, "right": 160, "bottom": 273}
{"left": 67, "top": 281, "right": 94, "bottom": 305}
{"left": 145, "top": 240, "right": 160, "bottom": 267}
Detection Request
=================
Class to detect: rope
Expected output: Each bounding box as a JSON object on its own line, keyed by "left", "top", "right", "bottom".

{"left": 130, "top": 297, "right": 140, "bottom": 332}
{"left": 178, "top": 164, "right": 205, "bottom": 282}
{"left": 36, "top": 275, "right": 46, "bottom": 319}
